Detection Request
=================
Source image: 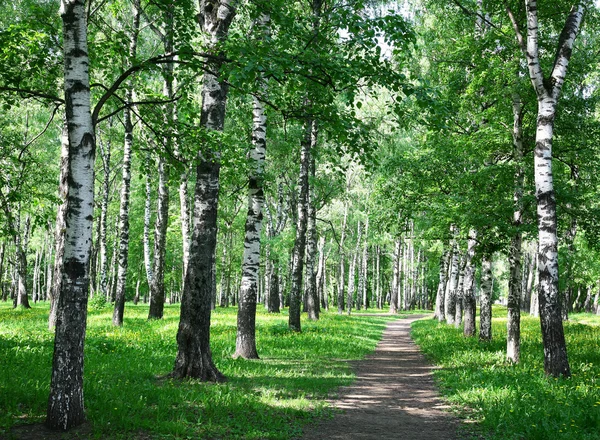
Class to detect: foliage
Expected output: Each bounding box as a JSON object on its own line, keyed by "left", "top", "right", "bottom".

{"left": 412, "top": 306, "right": 600, "bottom": 440}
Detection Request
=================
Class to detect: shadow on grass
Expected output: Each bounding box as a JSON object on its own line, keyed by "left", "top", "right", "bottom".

{"left": 411, "top": 311, "right": 600, "bottom": 440}
{"left": 0, "top": 303, "right": 397, "bottom": 439}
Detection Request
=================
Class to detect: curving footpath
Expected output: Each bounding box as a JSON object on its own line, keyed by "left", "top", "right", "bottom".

{"left": 298, "top": 314, "right": 461, "bottom": 440}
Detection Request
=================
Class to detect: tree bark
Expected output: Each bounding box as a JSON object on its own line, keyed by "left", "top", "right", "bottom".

{"left": 47, "top": 0, "right": 95, "bottom": 429}
{"left": 235, "top": 22, "right": 269, "bottom": 356}
{"left": 113, "top": 1, "right": 140, "bottom": 326}
{"left": 98, "top": 137, "right": 111, "bottom": 300}
{"left": 390, "top": 238, "right": 401, "bottom": 313}
{"left": 143, "top": 153, "right": 154, "bottom": 292}
{"left": 508, "top": 0, "right": 584, "bottom": 378}
{"left": 434, "top": 248, "right": 449, "bottom": 322}
{"left": 288, "top": 120, "right": 312, "bottom": 331}
{"left": 454, "top": 255, "right": 465, "bottom": 328}
{"left": 14, "top": 214, "right": 31, "bottom": 309}
{"left": 347, "top": 222, "right": 362, "bottom": 314}
{"left": 445, "top": 227, "right": 459, "bottom": 325}
{"left": 305, "top": 150, "right": 319, "bottom": 320}
{"left": 479, "top": 254, "right": 493, "bottom": 341}
{"left": 507, "top": 94, "right": 525, "bottom": 362}
{"left": 172, "top": 0, "right": 235, "bottom": 380}
{"left": 337, "top": 191, "right": 349, "bottom": 314}
{"left": 148, "top": 155, "right": 169, "bottom": 319}
{"left": 49, "top": 125, "right": 69, "bottom": 329}
{"left": 462, "top": 230, "right": 477, "bottom": 337}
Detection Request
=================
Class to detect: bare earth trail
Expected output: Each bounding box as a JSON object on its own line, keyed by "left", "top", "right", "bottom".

{"left": 298, "top": 314, "right": 461, "bottom": 440}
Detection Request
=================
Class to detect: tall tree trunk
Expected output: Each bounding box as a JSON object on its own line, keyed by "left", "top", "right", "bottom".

{"left": 14, "top": 214, "right": 31, "bottom": 309}
{"left": 479, "top": 254, "right": 493, "bottom": 341}
{"left": 47, "top": 1, "right": 95, "bottom": 429}
{"left": 463, "top": 230, "right": 478, "bottom": 337}
{"left": 445, "top": 227, "right": 459, "bottom": 325}
{"left": 143, "top": 153, "right": 154, "bottom": 291}
{"left": 435, "top": 248, "right": 449, "bottom": 322}
{"left": 360, "top": 218, "right": 369, "bottom": 310}
{"left": 347, "top": 222, "right": 362, "bottom": 314}
{"left": 454, "top": 255, "right": 465, "bottom": 328}
{"left": 390, "top": 238, "right": 401, "bottom": 313}
{"left": 0, "top": 243, "right": 4, "bottom": 302}
{"left": 375, "top": 245, "right": 382, "bottom": 309}
{"left": 235, "top": 22, "right": 269, "bottom": 357}
{"left": 305, "top": 153, "right": 319, "bottom": 320}
{"left": 148, "top": 155, "right": 169, "bottom": 319}
{"left": 171, "top": 0, "right": 235, "bottom": 380}
{"left": 49, "top": 125, "right": 69, "bottom": 329}
{"left": 98, "top": 137, "right": 111, "bottom": 300}
{"left": 507, "top": 95, "right": 525, "bottom": 363}
{"left": 288, "top": 120, "right": 312, "bottom": 331}
{"left": 316, "top": 235, "right": 326, "bottom": 311}
{"left": 508, "top": 0, "right": 584, "bottom": 378}
{"left": 113, "top": 1, "right": 140, "bottom": 326}
{"left": 528, "top": 244, "right": 538, "bottom": 316}
{"left": 337, "top": 191, "right": 349, "bottom": 314}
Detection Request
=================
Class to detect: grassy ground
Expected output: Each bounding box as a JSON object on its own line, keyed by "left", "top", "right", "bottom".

{"left": 411, "top": 306, "right": 600, "bottom": 440}
{"left": 0, "top": 302, "right": 401, "bottom": 439}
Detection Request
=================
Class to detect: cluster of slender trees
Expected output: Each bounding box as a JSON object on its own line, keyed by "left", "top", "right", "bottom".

{"left": 1, "top": 0, "right": 598, "bottom": 433}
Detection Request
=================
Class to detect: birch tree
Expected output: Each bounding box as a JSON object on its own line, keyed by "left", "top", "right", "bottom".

{"left": 47, "top": 0, "right": 95, "bottom": 429}
{"left": 171, "top": 0, "right": 236, "bottom": 380}
{"left": 113, "top": 0, "right": 141, "bottom": 326}
{"left": 234, "top": 12, "right": 269, "bottom": 359}
{"left": 507, "top": 0, "right": 586, "bottom": 377}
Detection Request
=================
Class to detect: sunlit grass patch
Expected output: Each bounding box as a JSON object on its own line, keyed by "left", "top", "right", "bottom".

{"left": 412, "top": 306, "right": 600, "bottom": 440}
{"left": 0, "top": 301, "right": 400, "bottom": 439}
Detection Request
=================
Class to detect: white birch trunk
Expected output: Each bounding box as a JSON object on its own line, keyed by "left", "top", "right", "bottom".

{"left": 509, "top": 0, "right": 585, "bottom": 377}
{"left": 47, "top": 0, "right": 95, "bottom": 429}
{"left": 113, "top": 0, "right": 140, "bottom": 326}
{"left": 235, "top": 24, "right": 269, "bottom": 356}
{"left": 479, "top": 254, "right": 493, "bottom": 341}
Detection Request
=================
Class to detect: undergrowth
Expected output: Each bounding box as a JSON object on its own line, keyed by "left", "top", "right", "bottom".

{"left": 411, "top": 306, "right": 600, "bottom": 440}
{"left": 0, "top": 302, "right": 400, "bottom": 439}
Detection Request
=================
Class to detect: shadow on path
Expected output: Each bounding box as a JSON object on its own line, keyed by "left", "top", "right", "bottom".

{"left": 298, "top": 315, "right": 460, "bottom": 440}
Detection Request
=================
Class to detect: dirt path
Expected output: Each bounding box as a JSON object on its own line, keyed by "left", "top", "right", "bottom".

{"left": 298, "top": 314, "right": 461, "bottom": 440}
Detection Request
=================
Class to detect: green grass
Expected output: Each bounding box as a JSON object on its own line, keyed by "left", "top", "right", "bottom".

{"left": 569, "top": 312, "right": 600, "bottom": 327}
{"left": 411, "top": 306, "right": 600, "bottom": 440}
{"left": 0, "top": 301, "right": 400, "bottom": 439}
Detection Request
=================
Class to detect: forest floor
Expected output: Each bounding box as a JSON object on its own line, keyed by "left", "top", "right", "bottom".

{"left": 297, "top": 314, "right": 463, "bottom": 440}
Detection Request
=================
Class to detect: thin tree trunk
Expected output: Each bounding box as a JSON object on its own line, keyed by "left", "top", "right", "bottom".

{"left": 143, "top": 153, "right": 154, "bottom": 291}
{"left": 305, "top": 150, "right": 319, "bottom": 320}
{"left": 445, "top": 227, "right": 459, "bottom": 325}
{"left": 47, "top": 1, "right": 95, "bottom": 429}
{"left": 479, "top": 254, "right": 493, "bottom": 341}
{"left": 235, "top": 23, "right": 269, "bottom": 356}
{"left": 507, "top": 94, "right": 525, "bottom": 363}
{"left": 435, "top": 248, "right": 450, "bottom": 321}
{"left": 98, "top": 137, "right": 111, "bottom": 300}
{"left": 375, "top": 245, "right": 382, "bottom": 309}
{"left": 289, "top": 120, "right": 312, "bottom": 331}
{"left": 14, "top": 214, "right": 31, "bottom": 309}
{"left": 316, "top": 235, "right": 326, "bottom": 311}
{"left": 148, "top": 155, "right": 169, "bottom": 319}
{"left": 347, "top": 222, "right": 362, "bottom": 314}
{"left": 113, "top": 1, "right": 140, "bottom": 326}
{"left": 454, "top": 255, "right": 465, "bottom": 328}
{"left": 337, "top": 192, "right": 349, "bottom": 314}
{"left": 463, "top": 230, "right": 477, "bottom": 337}
{"left": 390, "top": 238, "right": 401, "bottom": 313}
{"left": 49, "top": 125, "right": 69, "bottom": 329}
{"left": 360, "top": 218, "right": 369, "bottom": 310}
